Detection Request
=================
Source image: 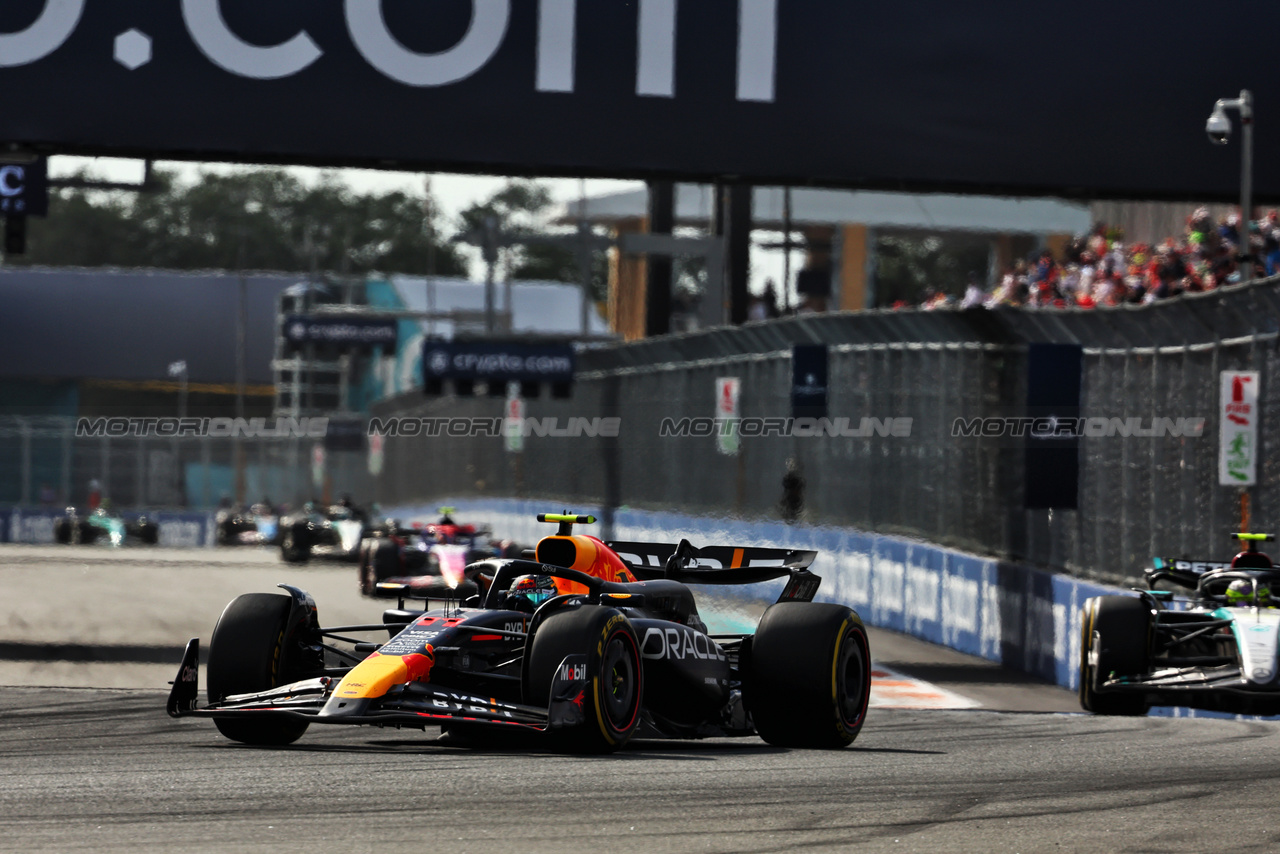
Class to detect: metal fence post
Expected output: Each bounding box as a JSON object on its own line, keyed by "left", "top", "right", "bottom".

{"left": 60, "top": 420, "right": 71, "bottom": 507}
{"left": 1148, "top": 350, "right": 1159, "bottom": 569}
{"left": 19, "top": 417, "right": 31, "bottom": 506}
{"left": 100, "top": 435, "right": 110, "bottom": 506}
{"left": 136, "top": 439, "right": 146, "bottom": 508}
{"left": 1208, "top": 342, "right": 1220, "bottom": 554}
{"left": 200, "top": 435, "right": 211, "bottom": 509}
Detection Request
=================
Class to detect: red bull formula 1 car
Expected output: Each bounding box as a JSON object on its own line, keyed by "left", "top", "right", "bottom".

{"left": 168, "top": 513, "right": 870, "bottom": 752}
{"left": 1081, "top": 532, "right": 1280, "bottom": 716}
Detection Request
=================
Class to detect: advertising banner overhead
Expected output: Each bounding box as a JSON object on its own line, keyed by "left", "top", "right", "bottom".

{"left": 284, "top": 316, "right": 398, "bottom": 348}
{"left": 423, "top": 340, "right": 575, "bottom": 384}
{"left": 791, "top": 344, "right": 827, "bottom": 420}
{"left": 1025, "top": 343, "right": 1083, "bottom": 510}
{"left": 1, "top": 2, "right": 1275, "bottom": 201}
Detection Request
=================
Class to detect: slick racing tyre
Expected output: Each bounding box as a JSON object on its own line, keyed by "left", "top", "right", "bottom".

{"left": 524, "top": 606, "right": 643, "bottom": 753}
{"left": 54, "top": 519, "right": 72, "bottom": 544}
{"left": 359, "top": 539, "right": 400, "bottom": 596}
{"left": 206, "top": 593, "right": 312, "bottom": 745}
{"left": 136, "top": 521, "right": 158, "bottom": 545}
{"left": 280, "top": 524, "right": 309, "bottom": 563}
{"left": 747, "top": 602, "right": 871, "bottom": 749}
{"left": 358, "top": 540, "right": 376, "bottom": 595}
{"left": 1080, "top": 595, "right": 1151, "bottom": 716}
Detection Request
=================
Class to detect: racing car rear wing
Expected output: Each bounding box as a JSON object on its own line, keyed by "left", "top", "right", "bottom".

{"left": 608, "top": 540, "right": 821, "bottom": 602}
{"left": 1148, "top": 535, "right": 1279, "bottom": 591}
{"left": 1149, "top": 557, "right": 1236, "bottom": 590}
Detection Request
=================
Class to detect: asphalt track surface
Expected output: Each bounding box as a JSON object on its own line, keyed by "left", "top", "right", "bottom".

{"left": 5, "top": 545, "right": 1280, "bottom": 853}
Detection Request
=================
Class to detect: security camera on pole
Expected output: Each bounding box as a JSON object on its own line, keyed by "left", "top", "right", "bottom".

{"left": 1206, "top": 90, "right": 1254, "bottom": 283}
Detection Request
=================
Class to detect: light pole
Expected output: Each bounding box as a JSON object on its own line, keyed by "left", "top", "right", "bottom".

{"left": 167, "top": 359, "right": 188, "bottom": 507}
{"left": 483, "top": 214, "right": 498, "bottom": 335}
{"left": 1206, "top": 89, "right": 1254, "bottom": 283}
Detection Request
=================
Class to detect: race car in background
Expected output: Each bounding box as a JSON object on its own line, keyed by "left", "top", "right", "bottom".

{"left": 280, "top": 498, "right": 392, "bottom": 563}
{"left": 215, "top": 501, "right": 281, "bottom": 546}
{"left": 1081, "top": 532, "right": 1280, "bottom": 716}
{"left": 54, "top": 506, "right": 159, "bottom": 545}
{"left": 358, "top": 507, "right": 521, "bottom": 598}
{"left": 169, "top": 512, "right": 870, "bottom": 752}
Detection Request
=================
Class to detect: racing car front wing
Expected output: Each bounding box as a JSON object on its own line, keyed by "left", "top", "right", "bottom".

{"left": 1100, "top": 665, "right": 1280, "bottom": 715}
{"left": 167, "top": 639, "right": 592, "bottom": 733}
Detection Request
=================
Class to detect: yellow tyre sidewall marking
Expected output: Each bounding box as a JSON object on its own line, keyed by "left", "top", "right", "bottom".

{"left": 832, "top": 618, "right": 852, "bottom": 735}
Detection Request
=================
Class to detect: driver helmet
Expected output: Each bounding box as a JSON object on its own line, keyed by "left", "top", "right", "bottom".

{"left": 504, "top": 574, "right": 557, "bottom": 613}
{"left": 1226, "top": 578, "right": 1273, "bottom": 607}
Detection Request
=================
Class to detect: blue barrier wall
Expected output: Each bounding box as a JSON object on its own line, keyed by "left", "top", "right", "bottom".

{"left": 0, "top": 496, "right": 1249, "bottom": 719}
{"left": 0, "top": 507, "right": 217, "bottom": 547}
{"left": 388, "top": 496, "right": 1255, "bottom": 720}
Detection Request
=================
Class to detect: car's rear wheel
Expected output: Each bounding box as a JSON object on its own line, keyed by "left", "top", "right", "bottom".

{"left": 359, "top": 539, "right": 401, "bottom": 596}
{"left": 1080, "top": 595, "right": 1151, "bottom": 716}
{"left": 524, "top": 606, "right": 643, "bottom": 753}
{"left": 357, "top": 540, "right": 374, "bottom": 594}
{"left": 747, "top": 602, "right": 870, "bottom": 749}
{"left": 206, "top": 593, "right": 312, "bottom": 745}
{"left": 281, "top": 525, "right": 309, "bottom": 563}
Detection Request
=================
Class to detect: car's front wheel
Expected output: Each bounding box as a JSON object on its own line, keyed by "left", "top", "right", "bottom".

{"left": 137, "top": 521, "right": 158, "bottom": 545}
{"left": 524, "top": 606, "right": 643, "bottom": 753}
{"left": 1079, "top": 595, "right": 1151, "bottom": 716}
{"left": 747, "top": 602, "right": 870, "bottom": 749}
{"left": 280, "top": 525, "right": 309, "bottom": 563}
{"left": 358, "top": 539, "right": 401, "bottom": 596}
{"left": 206, "top": 592, "right": 314, "bottom": 745}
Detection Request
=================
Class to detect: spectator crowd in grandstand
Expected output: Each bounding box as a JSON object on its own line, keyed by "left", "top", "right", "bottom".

{"left": 914, "top": 207, "right": 1280, "bottom": 311}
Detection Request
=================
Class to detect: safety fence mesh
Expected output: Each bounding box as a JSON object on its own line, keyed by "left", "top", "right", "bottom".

{"left": 0, "top": 420, "right": 371, "bottom": 512}
{"left": 371, "top": 276, "right": 1280, "bottom": 583}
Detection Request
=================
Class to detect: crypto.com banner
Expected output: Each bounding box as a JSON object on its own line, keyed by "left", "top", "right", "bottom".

{"left": 1, "top": 1, "right": 1276, "bottom": 201}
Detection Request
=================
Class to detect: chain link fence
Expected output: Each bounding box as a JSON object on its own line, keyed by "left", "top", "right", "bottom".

{"left": 371, "top": 276, "right": 1280, "bottom": 584}
{"left": 0, "top": 418, "right": 372, "bottom": 512}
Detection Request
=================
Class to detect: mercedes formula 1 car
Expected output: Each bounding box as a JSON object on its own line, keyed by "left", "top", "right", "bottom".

{"left": 357, "top": 507, "right": 521, "bottom": 598}
{"left": 1081, "top": 532, "right": 1280, "bottom": 716}
{"left": 54, "top": 506, "right": 158, "bottom": 546}
{"left": 279, "top": 499, "right": 392, "bottom": 563}
{"left": 169, "top": 513, "right": 870, "bottom": 752}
